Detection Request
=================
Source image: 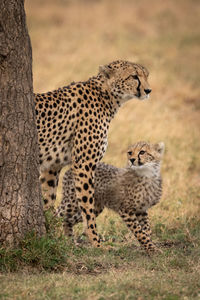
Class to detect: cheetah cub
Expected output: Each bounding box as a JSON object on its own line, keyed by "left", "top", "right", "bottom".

{"left": 56, "top": 141, "right": 164, "bottom": 252}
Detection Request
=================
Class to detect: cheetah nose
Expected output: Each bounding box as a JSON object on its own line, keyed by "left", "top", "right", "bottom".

{"left": 144, "top": 89, "right": 152, "bottom": 95}
{"left": 130, "top": 158, "right": 135, "bottom": 165}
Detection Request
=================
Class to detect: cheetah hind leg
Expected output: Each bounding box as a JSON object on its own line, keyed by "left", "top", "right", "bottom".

{"left": 73, "top": 166, "right": 101, "bottom": 248}
{"left": 40, "top": 166, "right": 62, "bottom": 210}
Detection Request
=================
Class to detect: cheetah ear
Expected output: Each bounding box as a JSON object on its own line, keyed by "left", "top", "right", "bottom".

{"left": 99, "top": 65, "right": 114, "bottom": 79}
{"left": 155, "top": 142, "right": 165, "bottom": 155}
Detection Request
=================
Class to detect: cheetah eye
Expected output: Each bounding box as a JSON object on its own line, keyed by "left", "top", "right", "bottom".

{"left": 132, "top": 75, "right": 138, "bottom": 80}
{"left": 139, "top": 150, "right": 145, "bottom": 155}
{"left": 126, "top": 75, "right": 138, "bottom": 81}
{"left": 127, "top": 151, "right": 132, "bottom": 156}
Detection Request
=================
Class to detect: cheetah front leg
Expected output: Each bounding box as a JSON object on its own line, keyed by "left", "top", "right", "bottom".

{"left": 119, "top": 210, "right": 157, "bottom": 253}
{"left": 72, "top": 164, "right": 101, "bottom": 248}
{"left": 40, "top": 166, "right": 61, "bottom": 210}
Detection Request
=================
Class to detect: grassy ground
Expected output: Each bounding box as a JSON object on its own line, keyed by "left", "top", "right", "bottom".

{"left": 1, "top": 0, "right": 200, "bottom": 299}
{"left": 1, "top": 214, "right": 200, "bottom": 299}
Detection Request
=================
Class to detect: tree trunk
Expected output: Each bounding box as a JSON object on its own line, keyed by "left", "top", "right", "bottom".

{"left": 0, "top": 0, "right": 46, "bottom": 245}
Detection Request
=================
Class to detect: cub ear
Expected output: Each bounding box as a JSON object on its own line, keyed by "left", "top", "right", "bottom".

{"left": 155, "top": 142, "right": 165, "bottom": 155}
{"left": 99, "top": 64, "right": 114, "bottom": 79}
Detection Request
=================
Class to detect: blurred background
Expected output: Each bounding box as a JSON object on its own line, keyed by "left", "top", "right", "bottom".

{"left": 26, "top": 0, "right": 200, "bottom": 232}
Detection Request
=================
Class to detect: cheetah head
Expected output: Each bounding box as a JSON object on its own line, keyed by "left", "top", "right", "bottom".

{"left": 99, "top": 60, "right": 151, "bottom": 103}
{"left": 127, "top": 141, "right": 165, "bottom": 176}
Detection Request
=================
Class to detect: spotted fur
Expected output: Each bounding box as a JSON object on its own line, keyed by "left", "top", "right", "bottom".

{"left": 35, "top": 60, "right": 151, "bottom": 247}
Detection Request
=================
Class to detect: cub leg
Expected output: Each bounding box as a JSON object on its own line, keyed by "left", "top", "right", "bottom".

{"left": 57, "top": 200, "right": 81, "bottom": 237}
{"left": 135, "top": 212, "right": 152, "bottom": 237}
{"left": 63, "top": 220, "right": 73, "bottom": 237}
{"left": 119, "top": 210, "right": 157, "bottom": 253}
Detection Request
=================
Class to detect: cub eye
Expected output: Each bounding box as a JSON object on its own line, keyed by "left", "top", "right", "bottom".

{"left": 127, "top": 151, "right": 132, "bottom": 156}
{"left": 139, "top": 150, "right": 145, "bottom": 155}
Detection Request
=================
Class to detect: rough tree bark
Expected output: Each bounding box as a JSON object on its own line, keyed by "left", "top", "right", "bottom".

{"left": 0, "top": 0, "right": 46, "bottom": 245}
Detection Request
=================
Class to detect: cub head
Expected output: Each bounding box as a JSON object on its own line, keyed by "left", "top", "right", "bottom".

{"left": 127, "top": 141, "right": 165, "bottom": 175}
{"left": 99, "top": 60, "right": 151, "bottom": 103}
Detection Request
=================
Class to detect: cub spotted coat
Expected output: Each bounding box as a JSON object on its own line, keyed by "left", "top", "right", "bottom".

{"left": 57, "top": 141, "right": 164, "bottom": 252}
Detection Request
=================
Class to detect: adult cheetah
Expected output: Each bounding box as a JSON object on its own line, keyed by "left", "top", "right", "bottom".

{"left": 56, "top": 141, "right": 164, "bottom": 252}
{"left": 34, "top": 60, "right": 151, "bottom": 247}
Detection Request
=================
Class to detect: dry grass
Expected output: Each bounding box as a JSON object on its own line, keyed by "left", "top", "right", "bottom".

{"left": 1, "top": 262, "right": 200, "bottom": 300}
{"left": 1, "top": 0, "right": 200, "bottom": 298}
{"left": 26, "top": 0, "right": 200, "bottom": 225}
